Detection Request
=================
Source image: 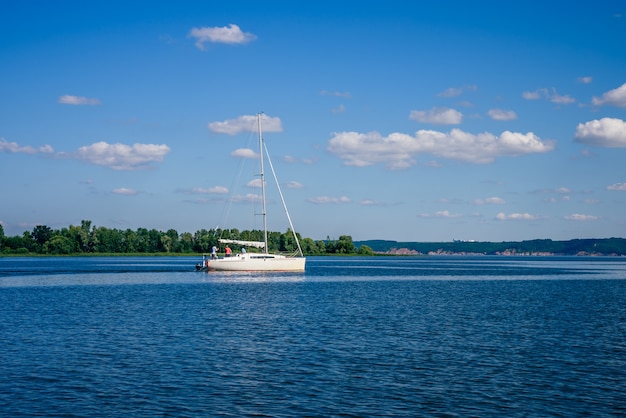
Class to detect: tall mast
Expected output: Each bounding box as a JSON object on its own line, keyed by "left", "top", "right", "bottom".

{"left": 258, "top": 113, "right": 268, "bottom": 253}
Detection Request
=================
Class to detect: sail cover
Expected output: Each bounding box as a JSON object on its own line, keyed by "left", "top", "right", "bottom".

{"left": 218, "top": 239, "right": 265, "bottom": 249}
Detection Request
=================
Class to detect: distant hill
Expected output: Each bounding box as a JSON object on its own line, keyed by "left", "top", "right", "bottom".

{"left": 354, "top": 238, "right": 626, "bottom": 256}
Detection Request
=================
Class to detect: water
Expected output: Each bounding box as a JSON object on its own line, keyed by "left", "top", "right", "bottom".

{"left": 1, "top": 256, "right": 625, "bottom": 416}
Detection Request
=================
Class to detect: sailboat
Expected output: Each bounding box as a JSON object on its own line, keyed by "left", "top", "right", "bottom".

{"left": 201, "top": 114, "right": 306, "bottom": 272}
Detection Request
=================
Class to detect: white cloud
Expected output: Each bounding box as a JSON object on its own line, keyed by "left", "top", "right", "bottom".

{"left": 208, "top": 114, "right": 283, "bottom": 135}
{"left": 437, "top": 85, "right": 477, "bottom": 97}
{"left": 231, "top": 148, "right": 257, "bottom": 159}
{"left": 191, "top": 186, "right": 229, "bottom": 194}
{"left": 564, "top": 214, "right": 598, "bottom": 221}
{"left": 0, "top": 138, "right": 54, "bottom": 154}
{"left": 75, "top": 141, "right": 170, "bottom": 170}
{"left": 360, "top": 199, "right": 382, "bottom": 206}
{"left": 409, "top": 107, "right": 462, "bottom": 125}
{"left": 286, "top": 181, "right": 304, "bottom": 189}
{"left": 495, "top": 212, "right": 539, "bottom": 221}
{"left": 419, "top": 210, "right": 461, "bottom": 218}
{"left": 574, "top": 118, "right": 626, "bottom": 147}
{"left": 112, "top": 188, "right": 138, "bottom": 196}
{"left": 306, "top": 196, "right": 350, "bottom": 204}
{"left": 551, "top": 92, "right": 575, "bottom": 104}
{"left": 522, "top": 90, "right": 542, "bottom": 100}
{"left": 487, "top": 109, "right": 517, "bottom": 121}
{"left": 188, "top": 24, "right": 256, "bottom": 50}
{"left": 577, "top": 76, "right": 593, "bottom": 84}
{"left": 58, "top": 95, "right": 101, "bottom": 105}
{"left": 331, "top": 104, "right": 346, "bottom": 114}
{"left": 320, "top": 90, "right": 351, "bottom": 99}
{"left": 522, "top": 88, "right": 575, "bottom": 104}
{"left": 327, "top": 128, "right": 554, "bottom": 169}
{"left": 246, "top": 179, "right": 263, "bottom": 188}
{"left": 607, "top": 182, "right": 626, "bottom": 191}
{"left": 231, "top": 193, "right": 262, "bottom": 204}
{"left": 472, "top": 197, "right": 506, "bottom": 205}
{"left": 592, "top": 83, "right": 626, "bottom": 107}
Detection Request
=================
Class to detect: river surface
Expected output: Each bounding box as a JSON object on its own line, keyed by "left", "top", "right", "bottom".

{"left": 1, "top": 256, "right": 625, "bottom": 416}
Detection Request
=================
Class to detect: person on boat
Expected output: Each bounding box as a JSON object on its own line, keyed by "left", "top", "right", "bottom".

{"left": 225, "top": 245, "right": 232, "bottom": 257}
{"left": 211, "top": 245, "right": 217, "bottom": 259}
{"left": 241, "top": 247, "right": 246, "bottom": 254}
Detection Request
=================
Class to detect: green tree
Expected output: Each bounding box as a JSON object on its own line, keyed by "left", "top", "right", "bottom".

{"left": 193, "top": 229, "right": 211, "bottom": 253}
{"left": 148, "top": 229, "right": 162, "bottom": 252}
{"left": 335, "top": 235, "right": 355, "bottom": 254}
{"left": 300, "top": 237, "right": 319, "bottom": 255}
{"left": 44, "top": 236, "right": 73, "bottom": 254}
{"left": 79, "top": 220, "right": 93, "bottom": 252}
{"left": 358, "top": 244, "right": 374, "bottom": 255}
{"left": 119, "top": 229, "right": 135, "bottom": 252}
{"left": 21, "top": 231, "right": 37, "bottom": 253}
{"left": 31, "top": 225, "right": 53, "bottom": 253}
{"left": 3, "top": 235, "right": 26, "bottom": 253}
{"left": 163, "top": 229, "right": 179, "bottom": 252}
{"left": 179, "top": 232, "right": 194, "bottom": 253}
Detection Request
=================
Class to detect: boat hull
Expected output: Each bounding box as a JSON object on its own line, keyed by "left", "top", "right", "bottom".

{"left": 205, "top": 253, "right": 306, "bottom": 272}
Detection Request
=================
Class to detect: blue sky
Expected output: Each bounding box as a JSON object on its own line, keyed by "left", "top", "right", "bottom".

{"left": 1, "top": 1, "right": 626, "bottom": 242}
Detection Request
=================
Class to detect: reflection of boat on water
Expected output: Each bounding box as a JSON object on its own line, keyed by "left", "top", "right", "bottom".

{"left": 196, "top": 114, "right": 306, "bottom": 272}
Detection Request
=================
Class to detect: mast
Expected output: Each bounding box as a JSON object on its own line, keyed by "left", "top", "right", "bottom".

{"left": 258, "top": 113, "right": 268, "bottom": 254}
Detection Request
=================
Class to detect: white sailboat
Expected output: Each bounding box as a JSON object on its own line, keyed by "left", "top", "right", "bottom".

{"left": 203, "top": 114, "right": 306, "bottom": 272}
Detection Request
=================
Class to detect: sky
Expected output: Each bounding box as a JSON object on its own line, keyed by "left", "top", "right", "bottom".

{"left": 1, "top": 1, "right": 626, "bottom": 242}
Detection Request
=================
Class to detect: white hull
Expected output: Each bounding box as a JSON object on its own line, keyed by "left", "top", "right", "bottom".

{"left": 206, "top": 253, "right": 306, "bottom": 272}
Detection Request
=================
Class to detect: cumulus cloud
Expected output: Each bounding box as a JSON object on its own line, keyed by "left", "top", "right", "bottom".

{"left": 0, "top": 138, "right": 54, "bottom": 154}
{"left": 188, "top": 24, "right": 256, "bottom": 50}
{"left": 409, "top": 107, "right": 463, "bottom": 125}
{"left": 472, "top": 197, "right": 506, "bottom": 205}
{"left": 360, "top": 199, "right": 383, "bottom": 206}
{"left": 419, "top": 210, "right": 461, "bottom": 218}
{"left": 487, "top": 109, "right": 517, "bottom": 121}
{"left": 522, "top": 88, "right": 575, "bottom": 104}
{"left": 286, "top": 181, "right": 304, "bottom": 189}
{"left": 190, "top": 186, "right": 229, "bottom": 194}
{"left": 577, "top": 76, "right": 593, "bottom": 84}
{"left": 522, "top": 90, "right": 542, "bottom": 100}
{"left": 592, "top": 83, "right": 626, "bottom": 107}
{"left": 564, "top": 214, "right": 598, "bottom": 221}
{"left": 231, "top": 148, "right": 257, "bottom": 159}
{"left": 607, "top": 182, "right": 626, "bottom": 191}
{"left": 208, "top": 114, "right": 283, "bottom": 135}
{"left": 495, "top": 212, "right": 539, "bottom": 221}
{"left": 327, "top": 128, "right": 554, "bottom": 169}
{"left": 246, "top": 179, "right": 263, "bottom": 188}
{"left": 112, "top": 188, "right": 138, "bottom": 196}
{"left": 306, "top": 196, "right": 350, "bottom": 204}
{"left": 58, "top": 95, "right": 101, "bottom": 105}
{"left": 574, "top": 118, "right": 626, "bottom": 147}
{"left": 75, "top": 142, "right": 170, "bottom": 170}
{"left": 437, "top": 85, "right": 477, "bottom": 98}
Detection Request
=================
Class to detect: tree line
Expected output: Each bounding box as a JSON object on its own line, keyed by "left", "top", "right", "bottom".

{"left": 0, "top": 220, "right": 373, "bottom": 256}
{"left": 357, "top": 238, "right": 626, "bottom": 256}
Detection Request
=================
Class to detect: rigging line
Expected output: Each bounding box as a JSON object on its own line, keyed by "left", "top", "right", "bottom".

{"left": 263, "top": 140, "right": 304, "bottom": 257}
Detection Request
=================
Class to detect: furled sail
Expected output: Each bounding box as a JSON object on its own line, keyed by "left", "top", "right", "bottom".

{"left": 218, "top": 239, "right": 266, "bottom": 249}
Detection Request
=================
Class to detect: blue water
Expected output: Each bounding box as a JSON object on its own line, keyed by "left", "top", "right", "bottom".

{"left": 1, "top": 256, "right": 625, "bottom": 416}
